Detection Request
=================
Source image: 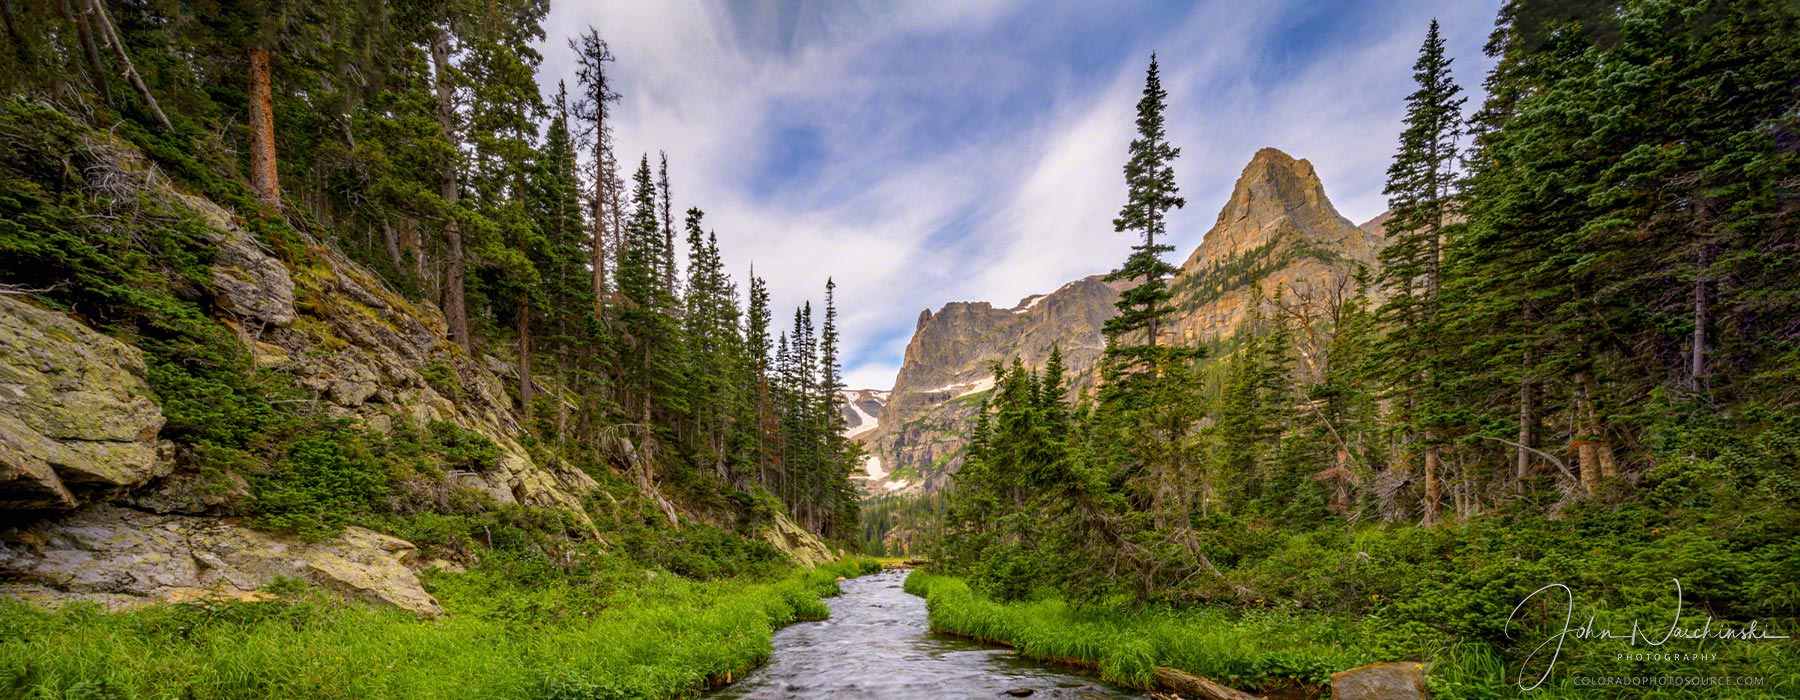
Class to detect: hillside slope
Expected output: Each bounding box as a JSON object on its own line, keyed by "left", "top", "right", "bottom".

{"left": 0, "top": 103, "right": 829, "bottom": 614}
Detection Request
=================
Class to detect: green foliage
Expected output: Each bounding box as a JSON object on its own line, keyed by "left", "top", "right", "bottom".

{"left": 420, "top": 420, "right": 505, "bottom": 473}
{"left": 858, "top": 491, "right": 945, "bottom": 557}
{"left": 419, "top": 360, "right": 463, "bottom": 401}
{"left": 248, "top": 418, "right": 508, "bottom": 540}
{"left": 907, "top": 570, "right": 1367, "bottom": 696}
{"left": 0, "top": 559, "right": 879, "bottom": 700}
{"left": 618, "top": 522, "right": 789, "bottom": 582}
{"left": 249, "top": 423, "right": 393, "bottom": 539}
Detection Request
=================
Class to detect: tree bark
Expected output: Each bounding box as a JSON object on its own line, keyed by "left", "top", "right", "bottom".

{"left": 85, "top": 0, "right": 171, "bottom": 130}
{"left": 1516, "top": 371, "right": 1533, "bottom": 491}
{"left": 592, "top": 136, "right": 608, "bottom": 310}
{"left": 1690, "top": 246, "right": 1710, "bottom": 392}
{"left": 658, "top": 152, "right": 674, "bottom": 299}
{"left": 380, "top": 216, "right": 404, "bottom": 273}
{"left": 607, "top": 154, "right": 625, "bottom": 280}
{"left": 247, "top": 48, "right": 281, "bottom": 207}
{"left": 428, "top": 26, "right": 469, "bottom": 351}
{"left": 1573, "top": 372, "right": 1618, "bottom": 492}
{"left": 1423, "top": 441, "right": 1441, "bottom": 526}
{"left": 59, "top": 0, "right": 110, "bottom": 105}
{"left": 518, "top": 304, "right": 533, "bottom": 415}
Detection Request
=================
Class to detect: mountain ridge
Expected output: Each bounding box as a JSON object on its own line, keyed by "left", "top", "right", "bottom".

{"left": 857, "top": 147, "right": 1386, "bottom": 494}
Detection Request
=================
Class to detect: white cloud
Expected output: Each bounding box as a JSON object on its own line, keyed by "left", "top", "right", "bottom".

{"left": 534, "top": 1, "right": 1501, "bottom": 391}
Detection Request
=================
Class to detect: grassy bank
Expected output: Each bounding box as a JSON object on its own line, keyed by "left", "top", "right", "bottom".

{"left": 905, "top": 570, "right": 1794, "bottom": 699}
{"left": 1, "top": 557, "right": 879, "bottom": 700}
{"left": 905, "top": 570, "right": 1378, "bottom": 697}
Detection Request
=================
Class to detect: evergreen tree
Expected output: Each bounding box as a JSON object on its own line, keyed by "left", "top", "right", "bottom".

{"left": 1090, "top": 54, "right": 1209, "bottom": 593}
{"left": 1376, "top": 19, "right": 1465, "bottom": 525}
{"left": 1102, "top": 54, "right": 1187, "bottom": 377}
{"left": 570, "top": 27, "right": 619, "bottom": 309}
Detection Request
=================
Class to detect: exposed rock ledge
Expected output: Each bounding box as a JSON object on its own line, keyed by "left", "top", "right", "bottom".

{"left": 762, "top": 511, "right": 836, "bottom": 568}
{"left": 0, "top": 504, "right": 441, "bottom": 617}
{"left": 0, "top": 295, "right": 169, "bottom": 510}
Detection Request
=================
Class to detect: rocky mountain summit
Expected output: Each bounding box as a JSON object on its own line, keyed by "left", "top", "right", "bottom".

{"left": 857, "top": 148, "right": 1386, "bottom": 494}
{"left": 1165, "top": 147, "right": 1386, "bottom": 344}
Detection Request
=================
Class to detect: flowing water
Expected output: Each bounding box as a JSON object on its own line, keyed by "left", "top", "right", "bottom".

{"left": 709, "top": 569, "right": 1143, "bottom": 700}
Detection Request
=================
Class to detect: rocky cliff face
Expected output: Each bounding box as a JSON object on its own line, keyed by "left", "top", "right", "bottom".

{"left": 858, "top": 276, "right": 1122, "bottom": 493}
{"left": 0, "top": 296, "right": 169, "bottom": 511}
{"left": 861, "top": 148, "right": 1385, "bottom": 495}
{"left": 1164, "top": 147, "right": 1385, "bottom": 345}
{"left": 0, "top": 126, "right": 605, "bottom": 614}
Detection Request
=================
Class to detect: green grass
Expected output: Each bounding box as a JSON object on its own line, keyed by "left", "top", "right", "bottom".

{"left": 904, "top": 570, "right": 1795, "bottom": 699}
{"left": 0, "top": 558, "right": 880, "bottom": 700}
{"left": 905, "top": 570, "right": 1367, "bottom": 695}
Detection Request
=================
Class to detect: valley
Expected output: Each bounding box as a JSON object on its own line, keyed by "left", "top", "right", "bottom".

{"left": 4, "top": 2, "right": 1799, "bottom": 699}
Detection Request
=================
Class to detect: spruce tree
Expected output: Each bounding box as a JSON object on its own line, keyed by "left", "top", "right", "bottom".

{"left": 1103, "top": 54, "right": 1186, "bottom": 370}
{"left": 1088, "top": 55, "right": 1209, "bottom": 591}
{"left": 570, "top": 27, "right": 619, "bottom": 309}
{"left": 1377, "top": 19, "right": 1464, "bottom": 525}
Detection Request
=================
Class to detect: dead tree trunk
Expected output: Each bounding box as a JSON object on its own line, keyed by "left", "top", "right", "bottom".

{"left": 1423, "top": 441, "right": 1442, "bottom": 526}
{"left": 592, "top": 134, "right": 608, "bottom": 310}
{"left": 1573, "top": 372, "right": 1619, "bottom": 493}
{"left": 85, "top": 0, "right": 171, "bottom": 130}
{"left": 1690, "top": 246, "right": 1711, "bottom": 392}
{"left": 380, "top": 216, "right": 404, "bottom": 273}
{"left": 518, "top": 304, "right": 533, "bottom": 415}
{"left": 1517, "top": 373, "right": 1533, "bottom": 491}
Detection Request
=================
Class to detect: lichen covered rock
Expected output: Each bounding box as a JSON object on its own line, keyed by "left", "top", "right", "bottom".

{"left": 0, "top": 296, "right": 168, "bottom": 510}
{"left": 1331, "top": 661, "right": 1430, "bottom": 700}
{"left": 0, "top": 504, "right": 441, "bottom": 616}
{"left": 762, "top": 511, "right": 836, "bottom": 568}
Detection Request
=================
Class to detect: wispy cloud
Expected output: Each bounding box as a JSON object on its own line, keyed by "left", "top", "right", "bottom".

{"left": 534, "top": 1, "right": 1501, "bottom": 390}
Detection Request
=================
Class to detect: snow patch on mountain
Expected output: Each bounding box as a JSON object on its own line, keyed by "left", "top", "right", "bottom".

{"left": 839, "top": 389, "right": 889, "bottom": 439}
{"left": 843, "top": 396, "right": 881, "bottom": 439}
{"left": 1013, "top": 294, "right": 1047, "bottom": 314}
{"left": 927, "top": 375, "right": 995, "bottom": 399}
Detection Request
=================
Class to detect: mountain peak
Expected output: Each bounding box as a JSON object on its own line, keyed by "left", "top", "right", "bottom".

{"left": 1181, "top": 147, "right": 1356, "bottom": 270}
{"left": 1247, "top": 146, "right": 1312, "bottom": 174}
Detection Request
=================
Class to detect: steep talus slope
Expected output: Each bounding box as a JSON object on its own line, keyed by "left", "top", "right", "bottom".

{"left": 863, "top": 148, "right": 1386, "bottom": 495}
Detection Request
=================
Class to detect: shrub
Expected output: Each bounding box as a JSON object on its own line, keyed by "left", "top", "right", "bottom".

{"left": 249, "top": 423, "right": 391, "bottom": 539}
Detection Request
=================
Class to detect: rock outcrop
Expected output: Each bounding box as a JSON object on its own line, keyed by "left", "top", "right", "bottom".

{"left": 1330, "top": 662, "right": 1430, "bottom": 700}
{"left": 0, "top": 296, "right": 169, "bottom": 510}
{"left": 859, "top": 276, "right": 1122, "bottom": 493}
{"left": 179, "top": 191, "right": 597, "bottom": 517}
{"left": 1165, "top": 147, "right": 1384, "bottom": 345}
{"left": 761, "top": 511, "right": 837, "bottom": 567}
{"left": 863, "top": 148, "right": 1385, "bottom": 495}
{"left": 0, "top": 504, "right": 440, "bottom": 616}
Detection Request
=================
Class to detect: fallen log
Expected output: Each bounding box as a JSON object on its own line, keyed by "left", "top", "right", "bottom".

{"left": 1154, "top": 666, "right": 1265, "bottom": 700}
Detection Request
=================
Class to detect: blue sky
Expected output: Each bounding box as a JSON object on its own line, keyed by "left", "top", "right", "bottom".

{"left": 534, "top": 1, "right": 1503, "bottom": 389}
